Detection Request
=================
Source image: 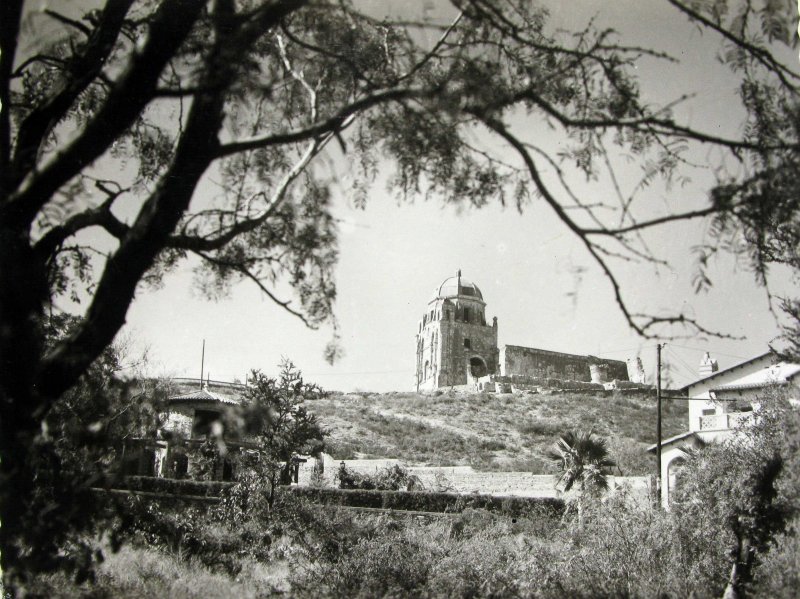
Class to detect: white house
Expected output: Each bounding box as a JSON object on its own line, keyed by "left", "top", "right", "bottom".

{"left": 649, "top": 351, "right": 799, "bottom": 508}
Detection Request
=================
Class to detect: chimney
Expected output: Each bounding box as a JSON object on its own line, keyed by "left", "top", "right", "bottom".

{"left": 699, "top": 352, "right": 719, "bottom": 377}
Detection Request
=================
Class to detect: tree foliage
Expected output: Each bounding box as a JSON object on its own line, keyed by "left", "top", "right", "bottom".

{"left": 547, "top": 429, "right": 616, "bottom": 495}
{"left": 1, "top": 0, "right": 798, "bottom": 588}
{"left": 672, "top": 391, "right": 799, "bottom": 598}
{"left": 15, "top": 314, "right": 166, "bottom": 587}
{"left": 240, "top": 359, "right": 326, "bottom": 502}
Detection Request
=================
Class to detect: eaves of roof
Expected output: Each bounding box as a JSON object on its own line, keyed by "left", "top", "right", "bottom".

{"left": 679, "top": 351, "right": 774, "bottom": 393}
{"left": 646, "top": 430, "right": 700, "bottom": 453}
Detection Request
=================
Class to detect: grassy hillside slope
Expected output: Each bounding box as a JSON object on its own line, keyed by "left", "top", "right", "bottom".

{"left": 308, "top": 390, "right": 688, "bottom": 476}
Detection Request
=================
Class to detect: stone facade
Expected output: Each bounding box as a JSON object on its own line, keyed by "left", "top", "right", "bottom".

{"left": 500, "top": 345, "right": 628, "bottom": 382}
{"left": 415, "top": 272, "right": 499, "bottom": 391}
{"left": 416, "top": 272, "right": 629, "bottom": 391}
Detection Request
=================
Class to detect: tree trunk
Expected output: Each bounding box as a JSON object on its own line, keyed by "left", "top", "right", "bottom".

{"left": 0, "top": 228, "right": 50, "bottom": 594}
{"left": 722, "top": 535, "right": 753, "bottom": 599}
{"left": 0, "top": 405, "right": 41, "bottom": 595}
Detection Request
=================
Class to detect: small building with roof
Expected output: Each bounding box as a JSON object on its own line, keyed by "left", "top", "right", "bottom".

{"left": 415, "top": 271, "right": 630, "bottom": 391}
{"left": 155, "top": 378, "right": 254, "bottom": 481}
{"left": 649, "top": 351, "right": 800, "bottom": 508}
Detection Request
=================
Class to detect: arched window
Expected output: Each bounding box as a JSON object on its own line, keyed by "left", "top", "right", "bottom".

{"left": 668, "top": 455, "right": 687, "bottom": 502}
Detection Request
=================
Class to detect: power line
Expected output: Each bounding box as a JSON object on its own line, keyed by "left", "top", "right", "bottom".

{"left": 594, "top": 344, "right": 658, "bottom": 356}
{"left": 665, "top": 347, "right": 697, "bottom": 379}
{"left": 305, "top": 368, "right": 411, "bottom": 376}
{"left": 666, "top": 343, "right": 747, "bottom": 360}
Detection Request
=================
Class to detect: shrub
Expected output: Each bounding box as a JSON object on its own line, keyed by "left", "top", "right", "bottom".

{"left": 116, "top": 476, "right": 233, "bottom": 498}
{"left": 337, "top": 464, "right": 421, "bottom": 491}
{"left": 281, "top": 486, "right": 564, "bottom": 519}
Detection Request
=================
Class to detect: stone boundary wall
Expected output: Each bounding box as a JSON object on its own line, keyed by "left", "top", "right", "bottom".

{"left": 300, "top": 454, "right": 649, "bottom": 500}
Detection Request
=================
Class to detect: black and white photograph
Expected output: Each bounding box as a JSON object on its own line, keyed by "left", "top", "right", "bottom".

{"left": 0, "top": 0, "right": 798, "bottom": 596}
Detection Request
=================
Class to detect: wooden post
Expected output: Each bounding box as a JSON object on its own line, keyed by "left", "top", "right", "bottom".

{"left": 656, "top": 342, "right": 663, "bottom": 507}
{"left": 200, "top": 339, "right": 205, "bottom": 388}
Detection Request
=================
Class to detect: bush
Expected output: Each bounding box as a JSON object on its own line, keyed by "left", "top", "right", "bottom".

{"left": 116, "top": 476, "right": 234, "bottom": 498}
{"left": 337, "top": 464, "right": 421, "bottom": 491}
{"left": 281, "top": 486, "right": 564, "bottom": 519}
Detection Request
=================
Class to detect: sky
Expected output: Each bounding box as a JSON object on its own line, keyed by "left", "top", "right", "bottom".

{"left": 49, "top": 0, "right": 797, "bottom": 392}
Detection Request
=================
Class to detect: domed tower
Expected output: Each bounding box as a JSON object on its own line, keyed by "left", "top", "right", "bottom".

{"left": 415, "top": 271, "right": 499, "bottom": 391}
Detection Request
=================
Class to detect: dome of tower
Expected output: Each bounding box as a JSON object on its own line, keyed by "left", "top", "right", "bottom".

{"left": 432, "top": 272, "right": 483, "bottom": 301}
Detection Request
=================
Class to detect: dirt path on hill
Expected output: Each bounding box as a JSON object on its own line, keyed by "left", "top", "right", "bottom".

{"left": 375, "top": 409, "right": 484, "bottom": 439}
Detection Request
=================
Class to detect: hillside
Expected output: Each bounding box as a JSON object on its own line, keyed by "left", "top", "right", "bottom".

{"left": 307, "top": 389, "right": 688, "bottom": 476}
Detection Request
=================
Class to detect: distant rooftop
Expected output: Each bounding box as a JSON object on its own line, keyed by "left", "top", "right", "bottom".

{"left": 168, "top": 379, "right": 244, "bottom": 405}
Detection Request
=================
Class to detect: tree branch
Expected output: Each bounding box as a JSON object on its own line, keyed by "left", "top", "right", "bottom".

{"left": 0, "top": 0, "right": 24, "bottom": 187}
{"left": 43, "top": 9, "right": 92, "bottom": 37}
{"left": 666, "top": 0, "right": 800, "bottom": 90}
{"left": 504, "top": 87, "right": 796, "bottom": 152}
{"left": 194, "top": 249, "right": 313, "bottom": 327}
{"left": 2, "top": 0, "right": 206, "bottom": 230}
{"left": 479, "top": 113, "right": 732, "bottom": 340}
{"left": 171, "top": 122, "right": 336, "bottom": 252}
{"left": 8, "top": 0, "right": 136, "bottom": 191}
{"left": 215, "top": 86, "right": 433, "bottom": 157}
{"left": 33, "top": 181, "right": 130, "bottom": 260}
{"left": 583, "top": 206, "right": 719, "bottom": 235}
{"left": 36, "top": 0, "right": 310, "bottom": 400}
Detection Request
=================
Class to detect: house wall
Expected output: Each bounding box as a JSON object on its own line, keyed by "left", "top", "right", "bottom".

{"left": 163, "top": 405, "right": 194, "bottom": 437}
{"left": 500, "top": 345, "right": 629, "bottom": 382}
{"left": 685, "top": 353, "right": 775, "bottom": 432}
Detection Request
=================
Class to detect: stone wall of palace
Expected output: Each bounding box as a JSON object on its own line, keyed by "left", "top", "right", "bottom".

{"left": 500, "top": 345, "right": 629, "bottom": 382}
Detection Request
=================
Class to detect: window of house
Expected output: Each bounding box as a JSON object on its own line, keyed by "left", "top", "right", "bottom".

{"left": 701, "top": 408, "right": 716, "bottom": 416}
{"left": 193, "top": 409, "right": 221, "bottom": 438}
{"left": 464, "top": 338, "right": 471, "bottom": 349}
{"left": 463, "top": 307, "right": 470, "bottom": 322}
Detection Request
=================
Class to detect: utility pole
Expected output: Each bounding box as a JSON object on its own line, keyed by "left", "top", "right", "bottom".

{"left": 200, "top": 339, "right": 205, "bottom": 389}
{"left": 656, "top": 342, "right": 664, "bottom": 507}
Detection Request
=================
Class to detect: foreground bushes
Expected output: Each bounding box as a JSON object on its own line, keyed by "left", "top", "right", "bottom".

{"left": 27, "top": 487, "right": 800, "bottom": 598}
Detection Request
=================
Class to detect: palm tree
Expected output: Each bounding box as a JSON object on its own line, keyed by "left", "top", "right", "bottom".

{"left": 547, "top": 430, "right": 616, "bottom": 513}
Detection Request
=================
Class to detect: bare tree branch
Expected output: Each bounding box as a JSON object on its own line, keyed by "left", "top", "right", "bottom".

{"left": 583, "top": 206, "right": 719, "bottom": 235}
{"left": 215, "top": 86, "right": 434, "bottom": 157}
{"left": 43, "top": 9, "right": 92, "bottom": 37}
{"left": 194, "top": 249, "right": 313, "bottom": 327}
{"left": 479, "top": 112, "right": 734, "bottom": 340}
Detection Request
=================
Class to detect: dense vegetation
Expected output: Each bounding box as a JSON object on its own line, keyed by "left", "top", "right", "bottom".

{"left": 19, "top": 390, "right": 798, "bottom": 598}
{"left": 312, "top": 389, "right": 687, "bottom": 475}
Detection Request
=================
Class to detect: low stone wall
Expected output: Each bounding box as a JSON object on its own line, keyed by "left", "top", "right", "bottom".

{"left": 299, "top": 453, "right": 650, "bottom": 500}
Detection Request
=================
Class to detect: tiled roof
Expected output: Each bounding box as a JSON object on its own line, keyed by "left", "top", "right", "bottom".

{"left": 711, "top": 362, "right": 800, "bottom": 393}
{"left": 646, "top": 431, "right": 699, "bottom": 453}
{"left": 168, "top": 386, "right": 240, "bottom": 405}
{"left": 680, "top": 351, "right": 774, "bottom": 392}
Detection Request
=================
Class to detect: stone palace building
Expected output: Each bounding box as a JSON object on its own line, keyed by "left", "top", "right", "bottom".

{"left": 415, "top": 271, "right": 630, "bottom": 391}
